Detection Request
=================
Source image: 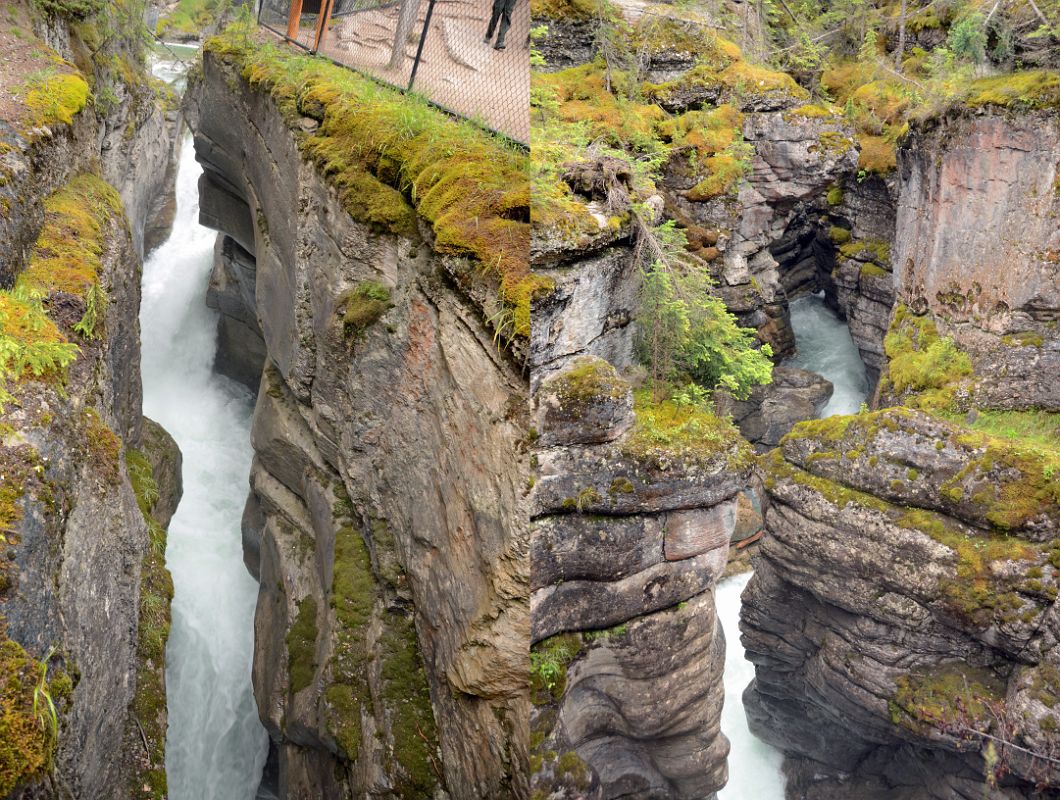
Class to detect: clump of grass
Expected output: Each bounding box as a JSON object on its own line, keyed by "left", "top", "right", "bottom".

{"left": 621, "top": 389, "right": 753, "bottom": 470}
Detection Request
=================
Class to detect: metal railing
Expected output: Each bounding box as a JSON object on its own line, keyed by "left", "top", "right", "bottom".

{"left": 258, "top": 0, "right": 529, "bottom": 145}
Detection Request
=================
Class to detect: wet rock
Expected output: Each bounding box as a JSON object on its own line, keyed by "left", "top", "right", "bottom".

{"left": 716, "top": 365, "right": 833, "bottom": 449}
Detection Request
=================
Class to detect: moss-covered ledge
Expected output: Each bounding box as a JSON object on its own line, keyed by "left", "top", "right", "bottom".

{"left": 203, "top": 24, "right": 546, "bottom": 343}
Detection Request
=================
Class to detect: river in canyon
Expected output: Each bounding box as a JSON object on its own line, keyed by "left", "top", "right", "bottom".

{"left": 143, "top": 51, "right": 268, "bottom": 800}
{"left": 717, "top": 291, "right": 870, "bottom": 798}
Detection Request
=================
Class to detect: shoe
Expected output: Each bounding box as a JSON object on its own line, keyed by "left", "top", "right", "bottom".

{"left": 483, "top": 34, "right": 492, "bottom": 43}
{"left": 494, "top": 40, "right": 506, "bottom": 49}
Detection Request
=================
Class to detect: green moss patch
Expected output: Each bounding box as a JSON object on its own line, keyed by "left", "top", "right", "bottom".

{"left": 286, "top": 597, "right": 318, "bottom": 694}
{"left": 890, "top": 662, "right": 1004, "bottom": 732}
{"left": 23, "top": 71, "right": 90, "bottom": 129}
{"left": 546, "top": 357, "right": 628, "bottom": 408}
{"left": 205, "top": 27, "right": 539, "bottom": 340}
{"left": 340, "top": 281, "right": 392, "bottom": 340}
{"left": 0, "top": 639, "right": 57, "bottom": 795}
{"left": 621, "top": 389, "right": 753, "bottom": 471}
{"left": 964, "top": 70, "right": 1060, "bottom": 111}
{"left": 126, "top": 447, "right": 174, "bottom": 800}
{"left": 19, "top": 174, "right": 124, "bottom": 302}
{"left": 881, "top": 304, "right": 972, "bottom": 406}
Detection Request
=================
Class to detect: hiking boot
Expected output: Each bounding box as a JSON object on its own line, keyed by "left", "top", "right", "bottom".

{"left": 494, "top": 39, "right": 506, "bottom": 49}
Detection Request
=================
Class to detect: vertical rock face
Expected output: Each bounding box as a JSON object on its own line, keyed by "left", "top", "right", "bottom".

{"left": 1, "top": 179, "right": 178, "bottom": 799}
{"left": 742, "top": 106, "right": 1060, "bottom": 800}
{"left": 0, "top": 6, "right": 180, "bottom": 797}
{"left": 889, "top": 110, "right": 1060, "bottom": 410}
{"left": 529, "top": 355, "right": 753, "bottom": 799}
{"left": 187, "top": 50, "right": 530, "bottom": 799}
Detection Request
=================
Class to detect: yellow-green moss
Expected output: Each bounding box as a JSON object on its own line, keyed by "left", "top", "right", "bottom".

{"left": 379, "top": 614, "right": 440, "bottom": 797}
{"left": 548, "top": 357, "right": 628, "bottom": 408}
{"left": 205, "top": 28, "right": 538, "bottom": 339}
{"left": 0, "top": 639, "right": 56, "bottom": 795}
{"left": 897, "top": 508, "right": 1037, "bottom": 622}
{"left": 765, "top": 448, "right": 891, "bottom": 513}
{"left": 323, "top": 516, "right": 374, "bottom": 759}
{"left": 622, "top": 389, "right": 754, "bottom": 471}
{"left": 829, "top": 226, "right": 851, "bottom": 244}
{"left": 882, "top": 304, "right": 972, "bottom": 405}
{"left": 19, "top": 174, "right": 124, "bottom": 302}
{"left": 24, "top": 71, "right": 90, "bottom": 129}
{"left": 826, "top": 185, "right": 844, "bottom": 206}
{"left": 529, "top": 0, "right": 616, "bottom": 21}
{"left": 286, "top": 597, "right": 318, "bottom": 694}
{"left": 964, "top": 70, "right": 1060, "bottom": 111}
{"left": 686, "top": 153, "right": 746, "bottom": 201}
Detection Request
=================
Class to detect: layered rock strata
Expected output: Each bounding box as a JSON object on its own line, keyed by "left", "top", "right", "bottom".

{"left": 530, "top": 356, "right": 754, "bottom": 799}
{"left": 744, "top": 104, "right": 1060, "bottom": 800}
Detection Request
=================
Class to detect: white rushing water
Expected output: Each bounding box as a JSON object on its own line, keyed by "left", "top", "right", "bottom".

{"left": 140, "top": 129, "right": 268, "bottom": 798}
{"left": 717, "top": 290, "right": 871, "bottom": 798}
{"left": 787, "top": 292, "right": 870, "bottom": 418}
{"left": 717, "top": 572, "right": 785, "bottom": 798}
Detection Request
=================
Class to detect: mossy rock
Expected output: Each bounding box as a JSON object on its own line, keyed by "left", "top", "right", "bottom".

{"left": 0, "top": 639, "right": 57, "bottom": 795}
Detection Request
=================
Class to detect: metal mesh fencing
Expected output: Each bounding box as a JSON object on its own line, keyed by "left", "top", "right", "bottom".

{"left": 258, "top": 0, "right": 529, "bottom": 144}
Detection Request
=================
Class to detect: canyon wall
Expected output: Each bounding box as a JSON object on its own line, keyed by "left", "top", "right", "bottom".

{"left": 0, "top": 3, "right": 181, "bottom": 797}
{"left": 743, "top": 104, "right": 1060, "bottom": 799}
{"left": 186, "top": 45, "right": 530, "bottom": 799}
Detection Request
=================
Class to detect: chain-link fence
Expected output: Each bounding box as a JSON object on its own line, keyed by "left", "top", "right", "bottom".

{"left": 258, "top": 0, "right": 529, "bottom": 144}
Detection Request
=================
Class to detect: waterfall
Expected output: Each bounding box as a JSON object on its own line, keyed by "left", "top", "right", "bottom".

{"left": 141, "top": 52, "right": 268, "bottom": 798}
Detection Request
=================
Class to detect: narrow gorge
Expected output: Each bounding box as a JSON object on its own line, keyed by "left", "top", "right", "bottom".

{"left": 0, "top": 0, "right": 1056, "bottom": 798}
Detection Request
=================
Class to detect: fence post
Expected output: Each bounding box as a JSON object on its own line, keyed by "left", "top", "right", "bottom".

{"left": 406, "top": 0, "right": 436, "bottom": 92}
{"left": 311, "top": 0, "right": 335, "bottom": 52}
{"left": 286, "top": 0, "right": 304, "bottom": 39}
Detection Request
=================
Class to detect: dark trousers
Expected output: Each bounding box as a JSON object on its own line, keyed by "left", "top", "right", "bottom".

{"left": 486, "top": 0, "right": 516, "bottom": 45}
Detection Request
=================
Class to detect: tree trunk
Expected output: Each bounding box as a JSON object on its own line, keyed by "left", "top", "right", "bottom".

{"left": 388, "top": 0, "right": 423, "bottom": 70}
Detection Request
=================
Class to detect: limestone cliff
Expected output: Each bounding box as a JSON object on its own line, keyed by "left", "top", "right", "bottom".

{"left": 0, "top": 2, "right": 180, "bottom": 798}
{"left": 743, "top": 98, "right": 1060, "bottom": 799}
{"left": 530, "top": 357, "right": 752, "bottom": 799}
{"left": 186, "top": 35, "right": 530, "bottom": 799}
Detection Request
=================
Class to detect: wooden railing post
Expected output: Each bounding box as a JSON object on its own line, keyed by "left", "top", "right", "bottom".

{"left": 286, "top": 0, "right": 304, "bottom": 39}
{"left": 312, "top": 0, "right": 335, "bottom": 52}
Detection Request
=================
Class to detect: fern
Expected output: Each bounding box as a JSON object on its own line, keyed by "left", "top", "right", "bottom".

{"left": 0, "top": 288, "right": 80, "bottom": 410}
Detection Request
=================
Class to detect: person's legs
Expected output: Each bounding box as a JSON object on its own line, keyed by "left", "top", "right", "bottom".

{"left": 493, "top": 0, "right": 517, "bottom": 48}
{"left": 485, "top": 0, "right": 504, "bottom": 41}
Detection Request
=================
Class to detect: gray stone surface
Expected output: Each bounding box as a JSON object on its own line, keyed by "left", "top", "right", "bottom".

{"left": 187, "top": 51, "right": 530, "bottom": 799}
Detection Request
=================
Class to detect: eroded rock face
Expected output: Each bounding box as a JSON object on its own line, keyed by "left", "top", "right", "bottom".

{"left": 890, "top": 110, "right": 1060, "bottom": 410}
{"left": 743, "top": 409, "right": 1060, "bottom": 799}
{"left": 530, "top": 357, "right": 752, "bottom": 800}
{"left": 665, "top": 107, "right": 859, "bottom": 359}
{"left": 715, "top": 365, "right": 833, "bottom": 450}
{"left": 2, "top": 191, "right": 179, "bottom": 799}
{"left": 188, "top": 51, "right": 530, "bottom": 799}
